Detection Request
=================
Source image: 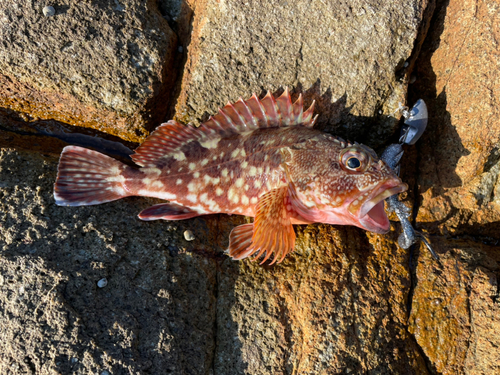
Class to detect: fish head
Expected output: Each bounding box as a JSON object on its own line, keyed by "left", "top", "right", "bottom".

{"left": 289, "top": 141, "right": 407, "bottom": 233}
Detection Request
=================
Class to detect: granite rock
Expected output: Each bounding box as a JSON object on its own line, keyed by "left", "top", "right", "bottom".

{"left": 411, "top": 0, "right": 500, "bottom": 238}
{"left": 175, "top": 0, "right": 432, "bottom": 147}
{"left": 0, "top": 0, "right": 178, "bottom": 143}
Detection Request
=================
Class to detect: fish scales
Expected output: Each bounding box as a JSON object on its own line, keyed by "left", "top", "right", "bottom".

{"left": 123, "top": 127, "right": 312, "bottom": 217}
{"left": 54, "top": 88, "right": 407, "bottom": 264}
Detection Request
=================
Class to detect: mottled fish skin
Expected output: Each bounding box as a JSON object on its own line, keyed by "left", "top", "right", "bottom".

{"left": 124, "top": 127, "right": 320, "bottom": 217}
{"left": 54, "top": 89, "right": 406, "bottom": 264}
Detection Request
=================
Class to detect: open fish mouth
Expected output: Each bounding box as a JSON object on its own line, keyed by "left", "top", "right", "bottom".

{"left": 355, "top": 182, "right": 408, "bottom": 234}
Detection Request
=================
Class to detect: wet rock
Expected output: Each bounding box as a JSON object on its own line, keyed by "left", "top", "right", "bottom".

{"left": 0, "top": 1, "right": 178, "bottom": 143}
{"left": 411, "top": 0, "right": 500, "bottom": 238}
{"left": 175, "top": 0, "right": 432, "bottom": 147}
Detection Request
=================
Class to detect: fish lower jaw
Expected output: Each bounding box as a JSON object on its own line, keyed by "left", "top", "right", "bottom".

{"left": 349, "top": 183, "right": 408, "bottom": 233}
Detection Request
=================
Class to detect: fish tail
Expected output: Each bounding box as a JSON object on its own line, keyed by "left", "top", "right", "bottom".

{"left": 54, "top": 146, "right": 131, "bottom": 206}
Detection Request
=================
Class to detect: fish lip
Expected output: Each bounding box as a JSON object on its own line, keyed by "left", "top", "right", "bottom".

{"left": 359, "top": 182, "right": 408, "bottom": 219}
{"left": 350, "top": 181, "right": 408, "bottom": 233}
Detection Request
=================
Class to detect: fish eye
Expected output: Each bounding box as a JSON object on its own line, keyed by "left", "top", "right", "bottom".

{"left": 340, "top": 147, "right": 370, "bottom": 172}
{"left": 346, "top": 157, "right": 361, "bottom": 170}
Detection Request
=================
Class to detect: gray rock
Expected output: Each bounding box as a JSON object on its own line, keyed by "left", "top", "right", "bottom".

{"left": 0, "top": 146, "right": 429, "bottom": 373}
{"left": 175, "top": 0, "right": 430, "bottom": 147}
{"left": 0, "top": 0, "right": 178, "bottom": 143}
{"left": 0, "top": 148, "right": 218, "bottom": 374}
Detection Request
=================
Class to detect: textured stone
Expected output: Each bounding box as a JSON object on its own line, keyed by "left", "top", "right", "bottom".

{"left": 216, "top": 226, "right": 429, "bottom": 374}
{"left": 408, "top": 237, "right": 500, "bottom": 375}
{"left": 175, "top": 0, "right": 431, "bottom": 147}
{"left": 0, "top": 0, "right": 178, "bottom": 143}
{"left": 0, "top": 146, "right": 429, "bottom": 373}
{"left": 0, "top": 148, "right": 218, "bottom": 374}
{"left": 411, "top": 0, "right": 500, "bottom": 238}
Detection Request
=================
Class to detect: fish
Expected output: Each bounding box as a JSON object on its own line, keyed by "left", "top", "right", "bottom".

{"left": 54, "top": 88, "right": 407, "bottom": 264}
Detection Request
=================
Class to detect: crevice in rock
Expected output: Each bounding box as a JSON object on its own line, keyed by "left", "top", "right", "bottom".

{"left": 0, "top": 108, "right": 137, "bottom": 161}
{"left": 210, "top": 262, "right": 220, "bottom": 375}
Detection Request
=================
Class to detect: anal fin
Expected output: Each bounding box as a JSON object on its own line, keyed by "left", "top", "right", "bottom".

{"left": 138, "top": 203, "right": 201, "bottom": 221}
{"left": 228, "top": 223, "right": 255, "bottom": 260}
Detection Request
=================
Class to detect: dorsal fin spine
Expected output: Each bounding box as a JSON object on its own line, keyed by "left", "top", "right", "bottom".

{"left": 239, "top": 97, "right": 258, "bottom": 127}
{"left": 218, "top": 107, "right": 235, "bottom": 127}
{"left": 131, "top": 89, "right": 318, "bottom": 166}
{"left": 229, "top": 102, "right": 247, "bottom": 127}
{"left": 252, "top": 93, "right": 268, "bottom": 127}
{"left": 293, "top": 94, "right": 304, "bottom": 123}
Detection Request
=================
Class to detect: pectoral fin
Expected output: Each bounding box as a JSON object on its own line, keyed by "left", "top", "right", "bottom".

{"left": 228, "top": 186, "right": 296, "bottom": 264}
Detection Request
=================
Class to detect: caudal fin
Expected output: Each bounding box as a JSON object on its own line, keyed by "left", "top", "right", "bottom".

{"left": 54, "top": 146, "right": 131, "bottom": 206}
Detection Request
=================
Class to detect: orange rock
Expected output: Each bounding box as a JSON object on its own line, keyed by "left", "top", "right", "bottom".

{"left": 412, "top": 0, "right": 500, "bottom": 238}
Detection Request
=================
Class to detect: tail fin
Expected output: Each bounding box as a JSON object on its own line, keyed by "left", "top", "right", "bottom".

{"left": 54, "top": 146, "right": 131, "bottom": 206}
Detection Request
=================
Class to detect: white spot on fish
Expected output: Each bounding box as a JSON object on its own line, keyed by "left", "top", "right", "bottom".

{"left": 143, "top": 167, "right": 162, "bottom": 176}
{"left": 254, "top": 180, "right": 262, "bottom": 188}
{"left": 241, "top": 195, "right": 249, "bottom": 205}
{"left": 250, "top": 197, "right": 258, "bottom": 204}
{"left": 110, "top": 166, "right": 120, "bottom": 175}
{"left": 200, "top": 192, "right": 209, "bottom": 203}
{"left": 216, "top": 187, "right": 223, "bottom": 196}
{"left": 241, "top": 161, "right": 248, "bottom": 168}
{"left": 201, "top": 159, "right": 209, "bottom": 166}
{"left": 199, "top": 137, "right": 220, "bottom": 149}
{"left": 176, "top": 179, "right": 183, "bottom": 185}
{"left": 187, "top": 194, "right": 198, "bottom": 203}
{"left": 231, "top": 149, "right": 240, "bottom": 158}
{"left": 106, "top": 175, "right": 125, "bottom": 183}
{"left": 187, "top": 181, "right": 197, "bottom": 192}
{"left": 248, "top": 166, "right": 257, "bottom": 176}
{"left": 235, "top": 178, "right": 244, "bottom": 188}
{"left": 189, "top": 163, "right": 196, "bottom": 170}
{"left": 138, "top": 190, "right": 176, "bottom": 201}
{"left": 143, "top": 178, "right": 152, "bottom": 185}
{"left": 228, "top": 188, "right": 239, "bottom": 204}
{"left": 152, "top": 180, "right": 164, "bottom": 188}
{"left": 173, "top": 152, "right": 187, "bottom": 161}
{"left": 222, "top": 169, "right": 229, "bottom": 177}
{"left": 194, "top": 172, "right": 200, "bottom": 178}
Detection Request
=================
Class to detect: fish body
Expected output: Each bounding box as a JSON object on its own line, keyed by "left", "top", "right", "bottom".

{"left": 55, "top": 89, "right": 406, "bottom": 264}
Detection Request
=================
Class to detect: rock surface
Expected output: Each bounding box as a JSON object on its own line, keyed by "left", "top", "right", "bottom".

{"left": 0, "top": 148, "right": 219, "bottom": 374}
{"left": 412, "top": 0, "right": 500, "bottom": 238}
{"left": 405, "top": 0, "right": 500, "bottom": 373}
{"left": 1, "top": 0, "right": 500, "bottom": 374}
{"left": 0, "top": 148, "right": 429, "bottom": 374}
{"left": 175, "top": 0, "right": 431, "bottom": 147}
{"left": 0, "top": 0, "right": 178, "bottom": 143}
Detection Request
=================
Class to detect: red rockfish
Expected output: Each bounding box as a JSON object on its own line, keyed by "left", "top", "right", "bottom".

{"left": 54, "top": 89, "right": 407, "bottom": 264}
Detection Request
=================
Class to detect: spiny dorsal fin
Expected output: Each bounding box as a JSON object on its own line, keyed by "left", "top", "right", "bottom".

{"left": 131, "top": 88, "right": 317, "bottom": 167}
